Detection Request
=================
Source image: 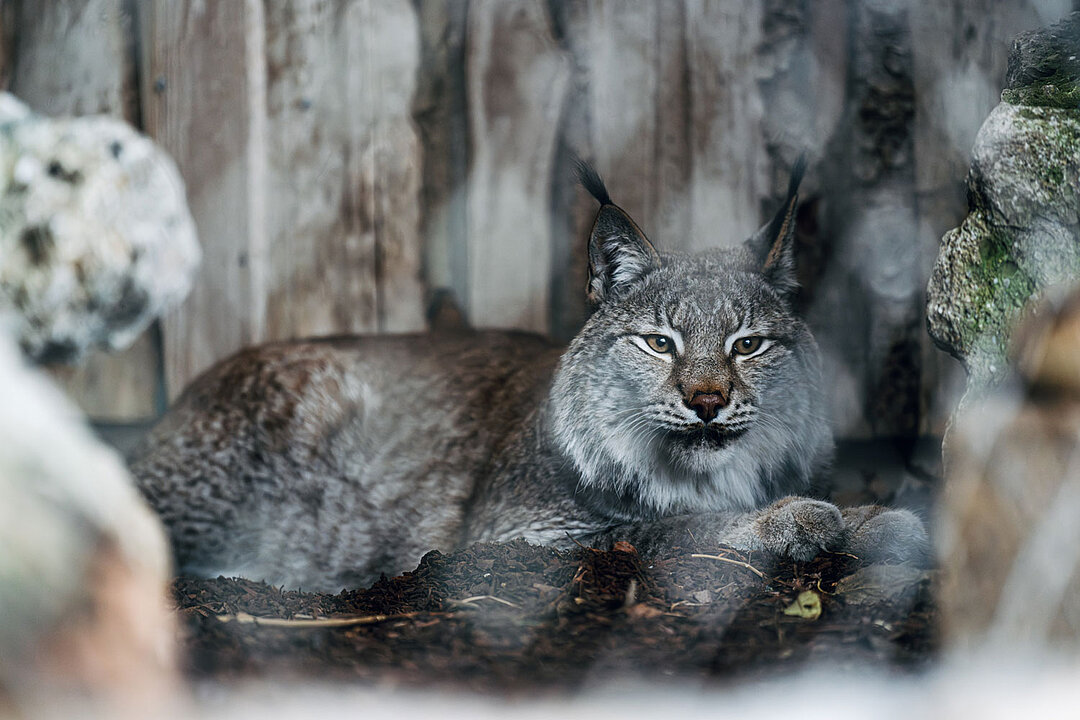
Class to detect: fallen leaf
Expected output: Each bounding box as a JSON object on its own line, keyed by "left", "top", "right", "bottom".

{"left": 783, "top": 590, "right": 822, "bottom": 620}
{"left": 613, "top": 541, "right": 637, "bottom": 554}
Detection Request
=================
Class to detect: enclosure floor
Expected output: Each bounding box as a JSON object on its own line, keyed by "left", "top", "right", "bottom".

{"left": 173, "top": 540, "right": 936, "bottom": 692}
{"left": 95, "top": 423, "right": 940, "bottom": 690}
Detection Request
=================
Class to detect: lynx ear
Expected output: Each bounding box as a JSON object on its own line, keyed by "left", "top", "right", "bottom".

{"left": 747, "top": 156, "right": 806, "bottom": 297}
{"left": 577, "top": 160, "right": 660, "bottom": 305}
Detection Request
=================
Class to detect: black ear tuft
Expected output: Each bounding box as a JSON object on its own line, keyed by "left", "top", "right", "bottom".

{"left": 786, "top": 154, "right": 807, "bottom": 203}
{"left": 747, "top": 155, "right": 807, "bottom": 297}
{"left": 577, "top": 160, "right": 660, "bottom": 305}
{"left": 574, "top": 157, "right": 613, "bottom": 206}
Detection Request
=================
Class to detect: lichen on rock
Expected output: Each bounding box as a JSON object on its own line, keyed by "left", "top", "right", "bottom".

{"left": 0, "top": 93, "right": 200, "bottom": 364}
{"left": 1000, "top": 10, "right": 1080, "bottom": 111}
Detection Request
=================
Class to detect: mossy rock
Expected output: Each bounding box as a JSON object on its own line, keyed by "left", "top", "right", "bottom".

{"left": 1002, "top": 11, "right": 1080, "bottom": 110}
{"left": 926, "top": 101, "right": 1080, "bottom": 391}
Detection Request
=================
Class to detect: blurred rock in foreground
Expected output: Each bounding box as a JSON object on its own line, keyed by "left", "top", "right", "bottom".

{"left": 940, "top": 287, "right": 1080, "bottom": 652}
{"left": 0, "top": 335, "right": 176, "bottom": 714}
{"left": 926, "top": 12, "right": 1080, "bottom": 395}
{"left": 0, "top": 92, "right": 199, "bottom": 365}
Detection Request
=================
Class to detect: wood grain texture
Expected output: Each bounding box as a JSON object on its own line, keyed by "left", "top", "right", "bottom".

{"left": 144, "top": 0, "right": 426, "bottom": 399}
{"left": 262, "top": 0, "right": 424, "bottom": 339}
{"left": 579, "top": 0, "right": 660, "bottom": 227}
{"left": 140, "top": 0, "right": 269, "bottom": 399}
{"left": 465, "top": 0, "right": 570, "bottom": 332}
{"left": 7, "top": 0, "right": 159, "bottom": 420}
{"left": 413, "top": 0, "right": 470, "bottom": 313}
{"left": 7, "top": 0, "right": 135, "bottom": 119}
{"left": 46, "top": 334, "right": 161, "bottom": 420}
{"left": 683, "top": 0, "right": 766, "bottom": 252}
{"left": 354, "top": 0, "right": 426, "bottom": 333}
{"left": 0, "top": 4, "right": 14, "bottom": 89}
{"left": 552, "top": 0, "right": 770, "bottom": 336}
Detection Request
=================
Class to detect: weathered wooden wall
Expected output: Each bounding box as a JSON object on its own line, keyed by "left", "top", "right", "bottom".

{"left": 2, "top": 0, "right": 1075, "bottom": 442}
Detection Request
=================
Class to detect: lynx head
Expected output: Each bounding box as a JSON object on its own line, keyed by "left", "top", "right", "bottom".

{"left": 549, "top": 159, "right": 832, "bottom": 517}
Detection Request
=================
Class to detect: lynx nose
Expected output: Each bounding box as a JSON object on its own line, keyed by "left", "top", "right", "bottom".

{"left": 686, "top": 386, "right": 731, "bottom": 423}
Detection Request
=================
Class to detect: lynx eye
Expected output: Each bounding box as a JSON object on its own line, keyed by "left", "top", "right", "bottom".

{"left": 642, "top": 334, "right": 674, "bottom": 354}
{"left": 732, "top": 336, "right": 764, "bottom": 356}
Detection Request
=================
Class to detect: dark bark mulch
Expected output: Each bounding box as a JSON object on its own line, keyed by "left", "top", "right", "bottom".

{"left": 173, "top": 538, "right": 937, "bottom": 693}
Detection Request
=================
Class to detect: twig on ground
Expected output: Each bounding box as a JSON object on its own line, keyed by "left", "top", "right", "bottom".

{"left": 450, "top": 595, "right": 520, "bottom": 608}
{"left": 565, "top": 531, "right": 592, "bottom": 550}
{"left": 215, "top": 610, "right": 425, "bottom": 628}
{"left": 690, "top": 553, "right": 767, "bottom": 579}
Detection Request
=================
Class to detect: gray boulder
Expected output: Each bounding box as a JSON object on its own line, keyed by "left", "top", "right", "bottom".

{"left": 926, "top": 12, "right": 1080, "bottom": 393}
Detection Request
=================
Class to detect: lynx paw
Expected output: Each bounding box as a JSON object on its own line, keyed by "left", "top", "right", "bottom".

{"left": 747, "top": 496, "right": 846, "bottom": 561}
{"left": 842, "top": 506, "right": 931, "bottom": 566}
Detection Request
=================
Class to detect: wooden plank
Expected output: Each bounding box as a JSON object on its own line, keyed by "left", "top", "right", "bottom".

{"left": 465, "top": 0, "right": 570, "bottom": 332}
{"left": 261, "top": 0, "right": 376, "bottom": 337}
{"left": 145, "top": 0, "right": 425, "bottom": 400}
{"left": 140, "top": 0, "right": 268, "bottom": 399}
{"left": 46, "top": 334, "right": 162, "bottom": 420}
{"left": 262, "top": 0, "right": 425, "bottom": 339}
{"left": 580, "top": 0, "right": 660, "bottom": 227}
{"left": 413, "top": 0, "right": 470, "bottom": 317}
{"left": 550, "top": 1, "right": 671, "bottom": 338}
{"left": 348, "top": 0, "right": 425, "bottom": 333}
{"left": 683, "top": 0, "right": 766, "bottom": 252}
{"left": 651, "top": 1, "right": 693, "bottom": 247}
{"left": 0, "top": 3, "right": 12, "bottom": 89}
{"left": 7, "top": 0, "right": 159, "bottom": 420}
{"left": 7, "top": 0, "right": 135, "bottom": 119}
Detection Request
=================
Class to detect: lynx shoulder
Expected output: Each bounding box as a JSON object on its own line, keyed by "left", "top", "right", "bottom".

{"left": 132, "top": 161, "right": 926, "bottom": 591}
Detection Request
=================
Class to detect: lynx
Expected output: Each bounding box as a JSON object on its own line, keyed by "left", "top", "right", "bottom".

{"left": 131, "top": 161, "right": 928, "bottom": 591}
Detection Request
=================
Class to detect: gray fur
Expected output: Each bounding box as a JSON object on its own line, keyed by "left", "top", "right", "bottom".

{"left": 132, "top": 168, "right": 927, "bottom": 592}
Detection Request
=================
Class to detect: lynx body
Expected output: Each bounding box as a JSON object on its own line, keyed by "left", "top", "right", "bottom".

{"left": 132, "top": 164, "right": 926, "bottom": 591}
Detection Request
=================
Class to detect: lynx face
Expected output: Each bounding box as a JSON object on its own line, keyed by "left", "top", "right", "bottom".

{"left": 550, "top": 162, "right": 831, "bottom": 515}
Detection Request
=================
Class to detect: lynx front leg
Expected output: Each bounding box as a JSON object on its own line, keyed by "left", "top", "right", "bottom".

{"left": 841, "top": 505, "right": 931, "bottom": 566}
{"left": 584, "top": 496, "right": 847, "bottom": 561}
{"left": 721, "top": 496, "right": 846, "bottom": 561}
{"left": 588, "top": 497, "right": 930, "bottom": 566}
{"left": 724, "top": 498, "right": 931, "bottom": 565}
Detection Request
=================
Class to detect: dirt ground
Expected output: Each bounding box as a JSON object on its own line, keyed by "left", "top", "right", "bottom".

{"left": 173, "top": 537, "right": 936, "bottom": 693}
{"left": 96, "top": 425, "right": 938, "bottom": 693}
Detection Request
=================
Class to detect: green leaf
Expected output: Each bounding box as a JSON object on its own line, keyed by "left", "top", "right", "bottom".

{"left": 783, "top": 590, "right": 821, "bottom": 620}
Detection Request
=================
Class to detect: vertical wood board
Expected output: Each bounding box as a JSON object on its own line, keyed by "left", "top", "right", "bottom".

{"left": 141, "top": 0, "right": 268, "bottom": 398}
{"left": 683, "top": 0, "right": 766, "bottom": 252}
{"left": 262, "top": 0, "right": 424, "bottom": 340}
{"left": 465, "top": 0, "right": 570, "bottom": 332}
{"left": 412, "top": 0, "right": 471, "bottom": 316}
{"left": 8, "top": 0, "right": 134, "bottom": 118}
{"left": 353, "top": 0, "right": 425, "bottom": 332}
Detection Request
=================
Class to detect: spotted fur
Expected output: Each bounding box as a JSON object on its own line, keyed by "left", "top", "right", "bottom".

{"left": 131, "top": 163, "right": 928, "bottom": 592}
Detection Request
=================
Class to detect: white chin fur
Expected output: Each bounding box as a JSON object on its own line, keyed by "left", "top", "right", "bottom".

{"left": 565, "top": 427, "right": 768, "bottom": 514}
{"left": 559, "top": 406, "right": 820, "bottom": 516}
